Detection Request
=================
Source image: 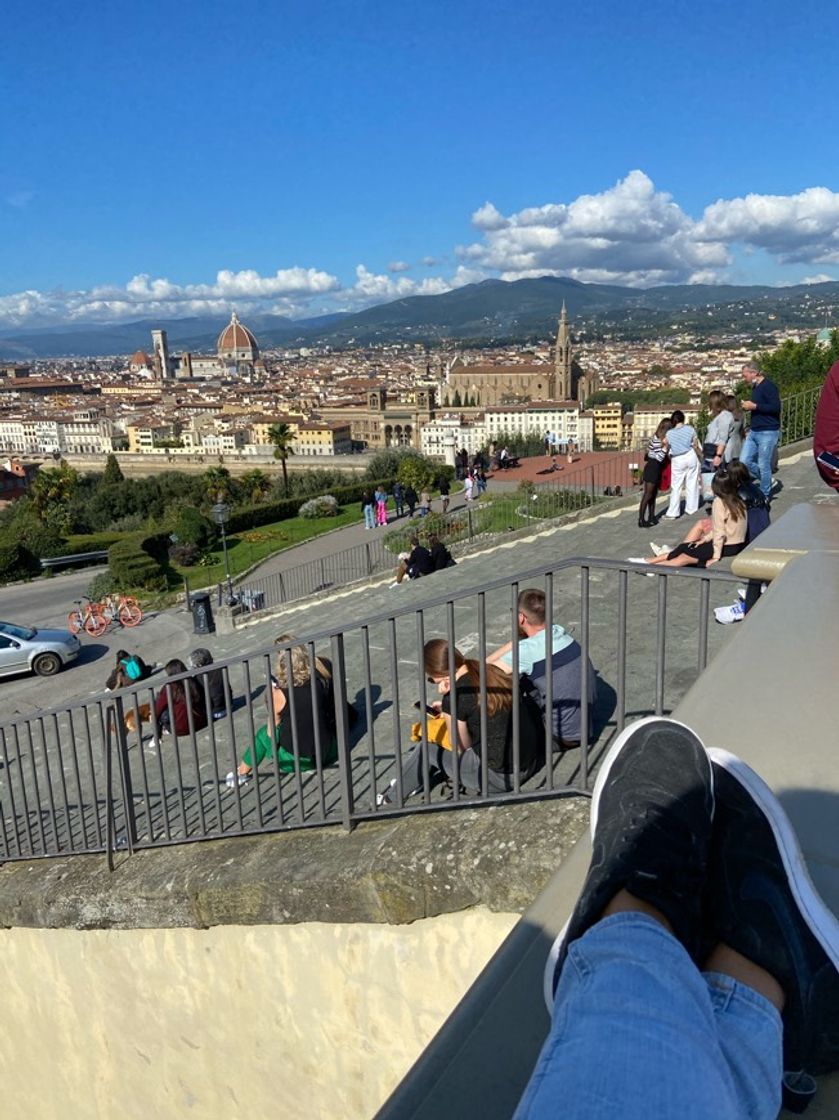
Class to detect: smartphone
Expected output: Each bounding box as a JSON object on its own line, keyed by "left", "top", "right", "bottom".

{"left": 817, "top": 450, "right": 839, "bottom": 473}
{"left": 413, "top": 701, "right": 437, "bottom": 715}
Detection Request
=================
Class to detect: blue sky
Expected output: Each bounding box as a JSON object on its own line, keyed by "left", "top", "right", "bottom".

{"left": 2, "top": 0, "right": 839, "bottom": 327}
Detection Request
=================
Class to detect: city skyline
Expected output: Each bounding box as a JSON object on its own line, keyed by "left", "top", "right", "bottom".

{"left": 3, "top": 0, "right": 839, "bottom": 329}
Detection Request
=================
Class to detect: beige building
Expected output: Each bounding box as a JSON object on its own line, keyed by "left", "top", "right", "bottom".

{"left": 293, "top": 422, "right": 352, "bottom": 456}
{"left": 126, "top": 420, "right": 181, "bottom": 453}
{"left": 485, "top": 401, "right": 592, "bottom": 450}
{"left": 318, "top": 387, "right": 436, "bottom": 450}
{"left": 590, "top": 404, "right": 624, "bottom": 450}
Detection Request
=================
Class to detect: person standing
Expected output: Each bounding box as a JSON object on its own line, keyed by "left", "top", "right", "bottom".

{"left": 374, "top": 485, "right": 388, "bottom": 526}
{"left": 814, "top": 359, "right": 839, "bottom": 493}
{"left": 740, "top": 361, "right": 781, "bottom": 500}
{"left": 463, "top": 472, "right": 474, "bottom": 502}
{"left": 404, "top": 485, "right": 418, "bottom": 518}
{"left": 418, "top": 488, "right": 431, "bottom": 517}
{"left": 438, "top": 475, "right": 451, "bottom": 513}
{"left": 361, "top": 489, "right": 375, "bottom": 530}
{"left": 662, "top": 411, "right": 701, "bottom": 520}
{"left": 392, "top": 480, "right": 405, "bottom": 518}
{"left": 638, "top": 419, "right": 671, "bottom": 528}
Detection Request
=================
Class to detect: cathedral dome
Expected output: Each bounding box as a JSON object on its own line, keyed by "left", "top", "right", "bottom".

{"left": 130, "top": 350, "right": 152, "bottom": 367}
{"left": 217, "top": 311, "right": 259, "bottom": 359}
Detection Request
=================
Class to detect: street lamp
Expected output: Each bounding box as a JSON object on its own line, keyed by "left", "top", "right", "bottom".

{"left": 211, "top": 498, "right": 237, "bottom": 606}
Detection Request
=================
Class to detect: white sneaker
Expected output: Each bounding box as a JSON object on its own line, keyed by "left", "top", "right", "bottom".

{"left": 714, "top": 600, "right": 745, "bottom": 625}
{"left": 627, "top": 557, "right": 649, "bottom": 564}
{"left": 225, "top": 771, "right": 249, "bottom": 788}
{"left": 650, "top": 543, "right": 669, "bottom": 557}
{"left": 376, "top": 778, "right": 397, "bottom": 806}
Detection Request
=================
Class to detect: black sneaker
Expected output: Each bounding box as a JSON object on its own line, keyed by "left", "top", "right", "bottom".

{"left": 544, "top": 716, "right": 714, "bottom": 1006}
{"left": 707, "top": 749, "right": 839, "bottom": 1078}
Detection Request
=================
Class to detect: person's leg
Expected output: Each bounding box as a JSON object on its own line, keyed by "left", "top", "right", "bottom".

{"left": 740, "top": 431, "right": 759, "bottom": 483}
{"left": 683, "top": 454, "right": 701, "bottom": 515}
{"left": 664, "top": 456, "right": 685, "bottom": 517}
{"left": 378, "top": 742, "right": 434, "bottom": 804}
{"left": 518, "top": 718, "right": 752, "bottom": 1119}
{"left": 438, "top": 747, "right": 509, "bottom": 794}
{"left": 755, "top": 431, "right": 779, "bottom": 499}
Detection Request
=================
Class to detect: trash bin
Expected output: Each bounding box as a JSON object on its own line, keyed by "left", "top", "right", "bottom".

{"left": 191, "top": 591, "right": 215, "bottom": 635}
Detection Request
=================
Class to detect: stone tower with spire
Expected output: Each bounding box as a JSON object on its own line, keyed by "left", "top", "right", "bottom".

{"left": 554, "top": 302, "right": 572, "bottom": 399}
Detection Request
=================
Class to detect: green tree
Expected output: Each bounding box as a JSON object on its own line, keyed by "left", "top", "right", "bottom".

{"left": 30, "top": 462, "right": 79, "bottom": 533}
{"left": 203, "top": 466, "right": 232, "bottom": 502}
{"left": 267, "top": 422, "right": 294, "bottom": 496}
{"left": 397, "top": 455, "right": 435, "bottom": 492}
{"left": 240, "top": 468, "right": 271, "bottom": 504}
{"left": 760, "top": 333, "right": 839, "bottom": 393}
{"left": 102, "top": 453, "right": 124, "bottom": 485}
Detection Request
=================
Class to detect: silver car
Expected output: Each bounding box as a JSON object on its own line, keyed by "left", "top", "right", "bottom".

{"left": 0, "top": 620, "right": 81, "bottom": 678}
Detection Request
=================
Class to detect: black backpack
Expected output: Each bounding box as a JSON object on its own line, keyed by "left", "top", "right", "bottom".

{"left": 739, "top": 482, "right": 771, "bottom": 543}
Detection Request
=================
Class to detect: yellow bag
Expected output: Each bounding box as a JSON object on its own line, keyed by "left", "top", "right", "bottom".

{"left": 410, "top": 715, "right": 452, "bottom": 751}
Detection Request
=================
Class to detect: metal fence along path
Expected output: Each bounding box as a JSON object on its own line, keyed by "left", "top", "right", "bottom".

{"left": 0, "top": 557, "right": 741, "bottom": 865}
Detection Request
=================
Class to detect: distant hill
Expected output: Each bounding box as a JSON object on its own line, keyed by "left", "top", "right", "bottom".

{"left": 2, "top": 276, "right": 839, "bottom": 358}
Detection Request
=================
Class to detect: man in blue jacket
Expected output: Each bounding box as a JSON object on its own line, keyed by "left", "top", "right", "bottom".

{"left": 740, "top": 361, "right": 781, "bottom": 500}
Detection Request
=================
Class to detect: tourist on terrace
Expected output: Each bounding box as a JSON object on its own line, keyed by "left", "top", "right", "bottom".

{"left": 106, "top": 648, "right": 152, "bottom": 691}
{"left": 226, "top": 636, "right": 336, "bottom": 788}
{"left": 392, "top": 535, "right": 433, "bottom": 584}
{"left": 404, "top": 485, "right": 418, "bottom": 518}
{"left": 702, "top": 390, "right": 736, "bottom": 475}
{"left": 638, "top": 418, "right": 671, "bottom": 528}
{"left": 374, "top": 485, "right": 389, "bottom": 526}
{"left": 662, "top": 410, "right": 701, "bottom": 519}
{"left": 740, "top": 361, "right": 781, "bottom": 500}
{"left": 392, "top": 480, "right": 406, "bottom": 517}
{"left": 725, "top": 394, "right": 746, "bottom": 462}
{"left": 377, "top": 638, "right": 543, "bottom": 805}
{"left": 513, "top": 717, "right": 839, "bottom": 1120}
{"left": 361, "top": 489, "right": 376, "bottom": 530}
{"left": 631, "top": 471, "right": 747, "bottom": 569}
{"left": 488, "top": 588, "right": 597, "bottom": 751}
{"left": 814, "top": 359, "right": 839, "bottom": 493}
{"left": 438, "top": 475, "right": 451, "bottom": 513}
{"left": 418, "top": 488, "right": 431, "bottom": 516}
{"left": 154, "top": 658, "right": 208, "bottom": 738}
{"left": 188, "top": 647, "right": 228, "bottom": 721}
{"left": 428, "top": 534, "right": 455, "bottom": 572}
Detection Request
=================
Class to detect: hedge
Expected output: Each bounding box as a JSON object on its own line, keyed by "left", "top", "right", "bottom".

{"left": 107, "top": 529, "right": 171, "bottom": 590}
{"left": 65, "top": 531, "right": 127, "bottom": 553}
{"left": 224, "top": 477, "right": 396, "bottom": 533}
{"left": 0, "top": 541, "right": 41, "bottom": 582}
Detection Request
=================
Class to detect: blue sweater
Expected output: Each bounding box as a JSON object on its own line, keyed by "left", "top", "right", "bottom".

{"left": 749, "top": 378, "right": 781, "bottom": 431}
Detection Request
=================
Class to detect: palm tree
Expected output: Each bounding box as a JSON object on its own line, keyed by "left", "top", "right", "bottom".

{"left": 203, "top": 466, "right": 231, "bottom": 501}
{"left": 267, "top": 422, "right": 294, "bottom": 497}
{"left": 240, "top": 469, "right": 270, "bottom": 505}
{"left": 31, "top": 462, "right": 79, "bottom": 527}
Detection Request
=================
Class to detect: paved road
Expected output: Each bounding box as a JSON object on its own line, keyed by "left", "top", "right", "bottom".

{"left": 0, "top": 566, "right": 108, "bottom": 630}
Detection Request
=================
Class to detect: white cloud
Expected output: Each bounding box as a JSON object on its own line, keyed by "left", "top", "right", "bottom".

{"left": 696, "top": 187, "right": 839, "bottom": 264}
{"left": 461, "top": 171, "right": 729, "bottom": 287}
{"left": 800, "top": 274, "right": 836, "bottom": 284}
{"left": 387, "top": 260, "right": 411, "bottom": 273}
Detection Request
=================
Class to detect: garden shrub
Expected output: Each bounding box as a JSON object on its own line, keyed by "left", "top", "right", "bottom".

{"left": 0, "top": 541, "right": 40, "bottom": 582}
{"left": 298, "top": 495, "right": 339, "bottom": 519}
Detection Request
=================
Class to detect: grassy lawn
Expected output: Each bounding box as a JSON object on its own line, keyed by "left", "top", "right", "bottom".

{"left": 174, "top": 506, "right": 361, "bottom": 588}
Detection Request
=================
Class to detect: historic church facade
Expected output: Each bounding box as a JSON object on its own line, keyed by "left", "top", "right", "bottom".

{"left": 443, "top": 303, "right": 596, "bottom": 408}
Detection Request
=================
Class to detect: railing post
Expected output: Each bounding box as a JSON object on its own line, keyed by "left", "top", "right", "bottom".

{"left": 330, "top": 633, "right": 355, "bottom": 830}
{"left": 183, "top": 576, "right": 191, "bottom": 610}
{"left": 467, "top": 508, "right": 474, "bottom": 538}
{"left": 365, "top": 541, "right": 373, "bottom": 576}
{"left": 109, "top": 695, "right": 137, "bottom": 856}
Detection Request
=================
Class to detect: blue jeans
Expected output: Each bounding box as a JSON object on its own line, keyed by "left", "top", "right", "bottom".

{"left": 514, "top": 914, "right": 782, "bottom": 1120}
{"left": 740, "top": 429, "right": 779, "bottom": 499}
{"left": 363, "top": 504, "right": 375, "bottom": 529}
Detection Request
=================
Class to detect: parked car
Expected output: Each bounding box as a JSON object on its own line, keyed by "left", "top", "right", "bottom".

{"left": 0, "top": 621, "right": 81, "bottom": 678}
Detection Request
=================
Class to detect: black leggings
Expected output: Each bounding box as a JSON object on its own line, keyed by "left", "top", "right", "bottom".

{"left": 638, "top": 481, "right": 659, "bottom": 524}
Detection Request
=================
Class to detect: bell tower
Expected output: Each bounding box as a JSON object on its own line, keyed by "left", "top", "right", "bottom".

{"left": 554, "top": 302, "right": 572, "bottom": 400}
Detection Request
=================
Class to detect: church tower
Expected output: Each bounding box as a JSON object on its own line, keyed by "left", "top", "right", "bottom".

{"left": 554, "top": 302, "right": 572, "bottom": 399}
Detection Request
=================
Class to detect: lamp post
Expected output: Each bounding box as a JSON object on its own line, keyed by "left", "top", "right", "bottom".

{"left": 211, "top": 498, "right": 236, "bottom": 606}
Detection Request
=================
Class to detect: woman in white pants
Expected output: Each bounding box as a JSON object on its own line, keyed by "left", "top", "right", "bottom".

{"left": 663, "top": 410, "right": 701, "bottom": 519}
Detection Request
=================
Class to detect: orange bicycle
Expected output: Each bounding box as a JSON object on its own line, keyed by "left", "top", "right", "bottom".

{"left": 68, "top": 597, "right": 105, "bottom": 637}
{"left": 87, "top": 594, "right": 143, "bottom": 635}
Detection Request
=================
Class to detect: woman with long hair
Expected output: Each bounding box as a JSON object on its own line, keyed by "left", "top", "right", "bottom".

{"left": 378, "top": 638, "right": 543, "bottom": 805}
{"left": 227, "top": 634, "right": 336, "bottom": 786}
{"left": 154, "top": 657, "right": 208, "bottom": 737}
{"left": 725, "top": 394, "right": 746, "bottom": 463}
{"left": 633, "top": 471, "right": 748, "bottom": 569}
{"left": 703, "top": 390, "right": 736, "bottom": 474}
{"left": 638, "top": 418, "right": 672, "bottom": 527}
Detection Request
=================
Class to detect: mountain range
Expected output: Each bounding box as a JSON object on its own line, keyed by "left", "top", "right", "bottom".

{"left": 1, "top": 275, "right": 838, "bottom": 359}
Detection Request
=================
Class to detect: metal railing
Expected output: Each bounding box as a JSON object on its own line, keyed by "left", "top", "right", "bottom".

{"left": 779, "top": 385, "right": 820, "bottom": 447}
{"left": 0, "top": 556, "right": 741, "bottom": 864}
